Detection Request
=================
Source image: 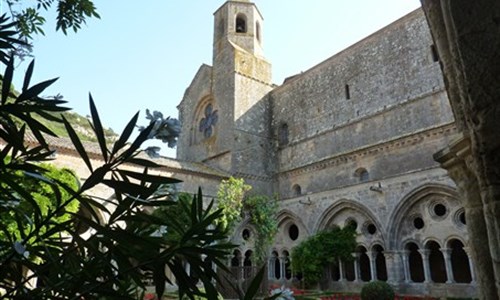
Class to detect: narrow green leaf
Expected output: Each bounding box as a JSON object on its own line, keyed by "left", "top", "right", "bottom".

{"left": 119, "top": 122, "right": 154, "bottom": 161}
{"left": 129, "top": 158, "right": 162, "bottom": 169}
{"left": 111, "top": 111, "right": 139, "bottom": 158}
{"left": 2, "top": 54, "right": 14, "bottom": 105}
{"left": 243, "top": 266, "right": 265, "bottom": 300}
{"left": 62, "top": 115, "right": 93, "bottom": 172}
{"left": 22, "top": 60, "right": 35, "bottom": 92}
{"left": 203, "top": 199, "right": 215, "bottom": 218}
{"left": 35, "top": 110, "right": 63, "bottom": 123}
{"left": 0, "top": 123, "right": 26, "bottom": 154}
{"left": 153, "top": 263, "right": 166, "bottom": 299}
{"left": 197, "top": 187, "right": 203, "bottom": 220}
{"left": 117, "top": 169, "right": 181, "bottom": 184}
{"left": 10, "top": 110, "right": 58, "bottom": 137}
{"left": 89, "top": 94, "right": 108, "bottom": 162}
{"left": 75, "top": 195, "right": 110, "bottom": 221}
{"left": 17, "top": 77, "right": 59, "bottom": 102}
{"left": 101, "top": 179, "right": 155, "bottom": 198}
{"left": 80, "top": 165, "right": 108, "bottom": 191}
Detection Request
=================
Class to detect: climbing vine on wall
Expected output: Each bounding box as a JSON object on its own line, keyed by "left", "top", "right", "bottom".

{"left": 245, "top": 194, "right": 279, "bottom": 264}
{"left": 216, "top": 177, "right": 279, "bottom": 265}
{"left": 216, "top": 177, "right": 251, "bottom": 232}
{"left": 291, "top": 226, "right": 357, "bottom": 287}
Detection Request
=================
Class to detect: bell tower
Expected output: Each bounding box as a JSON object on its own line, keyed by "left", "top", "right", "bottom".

{"left": 177, "top": 0, "right": 274, "bottom": 192}
{"left": 213, "top": 0, "right": 265, "bottom": 61}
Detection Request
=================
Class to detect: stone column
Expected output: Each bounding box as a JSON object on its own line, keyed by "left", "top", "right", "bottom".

{"left": 464, "top": 247, "right": 477, "bottom": 284}
{"left": 367, "top": 251, "right": 377, "bottom": 281}
{"left": 400, "top": 250, "right": 411, "bottom": 283}
{"left": 339, "top": 259, "right": 345, "bottom": 282}
{"left": 434, "top": 135, "right": 498, "bottom": 299}
{"left": 441, "top": 248, "right": 455, "bottom": 283}
{"left": 353, "top": 253, "right": 361, "bottom": 282}
{"left": 418, "top": 249, "right": 431, "bottom": 283}
{"left": 279, "top": 257, "right": 286, "bottom": 281}
{"left": 268, "top": 257, "right": 274, "bottom": 279}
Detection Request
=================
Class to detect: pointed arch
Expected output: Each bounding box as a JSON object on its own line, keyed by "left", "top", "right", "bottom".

{"left": 387, "top": 183, "right": 458, "bottom": 249}
{"left": 276, "top": 209, "right": 310, "bottom": 244}
{"left": 313, "top": 199, "right": 383, "bottom": 235}
{"left": 277, "top": 209, "right": 308, "bottom": 232}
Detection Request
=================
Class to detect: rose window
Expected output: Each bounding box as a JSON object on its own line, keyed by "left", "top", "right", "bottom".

{"left": 199, "top": 104, "right": 218, "bottom": 138}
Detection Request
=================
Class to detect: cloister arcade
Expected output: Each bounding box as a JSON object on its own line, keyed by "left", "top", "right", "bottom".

{"left": 230, "top": 184, "right": 476, "bottom": 293}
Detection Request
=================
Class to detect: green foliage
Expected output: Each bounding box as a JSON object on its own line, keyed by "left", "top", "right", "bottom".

{"left": 216, "top": 177, "right": 251, "bottom": 231}
{"left": 0, "top": 163, "right": 79, "bottom": 248}
{"left": 291, "top": 226, "right": 357, "bottom": 286}
{"left": 245, "top": 194, "right": 278, "bottom": 264}
{"left": 0, "top": 20, "right": 233, "bottom": 299}
{"left": 216, "top": 178, "right": 279, "bottom": 265}
{"left": 5, "top": 0, "right": 100, "bottom": 38}
{"left": 360, "top": 281, "right": 395, "bottom": 300}
{"left": 151, "top": 191, "right": 195, "bottom": 242}
{"left": 0, "top": 14, "right": 28, "bottom": 64}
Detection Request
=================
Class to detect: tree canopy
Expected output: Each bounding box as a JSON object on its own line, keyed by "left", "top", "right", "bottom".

{"left": 4, "top": 0, "right": 100, "bottom": 38}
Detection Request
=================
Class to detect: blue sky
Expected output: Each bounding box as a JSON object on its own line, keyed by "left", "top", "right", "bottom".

{"left": 9, "top": 1, "right": 421, "bottom": 157}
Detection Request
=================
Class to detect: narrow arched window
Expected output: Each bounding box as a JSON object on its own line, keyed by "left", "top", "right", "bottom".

{"left": 236, "top": 13, "right": 247, "bottom": 33}
{"left": 355, "top": 167, "right": 369, "bottom": 182}
{"left": 292, "top": 184, "right": 301, "bottom": 196}
{"left": 256, "top": 21, "right": 261, "bottom": 42}
{"left": 278, "top": 123, "right": 289, "bottom": 146}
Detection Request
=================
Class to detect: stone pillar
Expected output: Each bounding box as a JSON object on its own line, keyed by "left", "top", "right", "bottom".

{"left": 400, "top": 250, "right": 411, "bottom": 283}
{"left": 434, "top": 135, "right": 498, "bottom": 299}
{"left": 384, "top": 250, "right": 399, "bottom": 283}
{"left": 367, "top": 251, "right": 377, "bottom": 281}
{"left": 353, "top": 253, "right": 361, "bottom": 282}
{"left": 464, "top": 247, "right": 477, "bottom": 284}
{"left": 280, "top": 257, "right": 286, "bottom": 282}
{"left": 441, "top": 248, "right": 455, "bottom": 283}
{"left": 268, "top": 257, "right": 274, "bottom": 279}
{"left": 339, "top": 259, "right": 345, "bottom": 282}
{"left": 418, "top": 249, "right": 431, "bottom": 283}
{"left": 421, "top": 1, "right": 500, "bottom": 297}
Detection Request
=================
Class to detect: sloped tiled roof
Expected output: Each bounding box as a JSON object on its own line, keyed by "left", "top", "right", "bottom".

{"left": 16, "top": 133, "right": 230, "bottom": 179}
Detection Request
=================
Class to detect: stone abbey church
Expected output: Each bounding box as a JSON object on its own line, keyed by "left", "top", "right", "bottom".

{"left": 173, "top": 0, "right": 476, "bottom": 297}
{"left": 40, "top": 0, "right": 475, "bottom": 298}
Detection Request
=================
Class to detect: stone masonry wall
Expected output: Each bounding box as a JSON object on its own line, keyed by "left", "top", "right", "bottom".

{"left": 271, "top": 9, "right": 452, "bottom": 174}
{"left": 279, "top": 124, "right": 457, "bottom": 199}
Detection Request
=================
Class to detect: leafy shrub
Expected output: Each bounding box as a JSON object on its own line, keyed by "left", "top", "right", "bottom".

{"left": 291, "top": 226, "right": 356, "bottom": 287}
{"left": 360, "top": 281, "right": 394, "bottom": 300}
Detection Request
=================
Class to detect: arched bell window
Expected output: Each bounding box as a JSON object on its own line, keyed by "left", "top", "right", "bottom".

{"left": 236, "top": 13, "right": 247, "bottom": 33}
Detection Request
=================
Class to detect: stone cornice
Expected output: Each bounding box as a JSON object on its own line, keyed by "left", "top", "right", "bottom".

{"left": 233, "top": 171, "right": 272, "bottom": 182}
